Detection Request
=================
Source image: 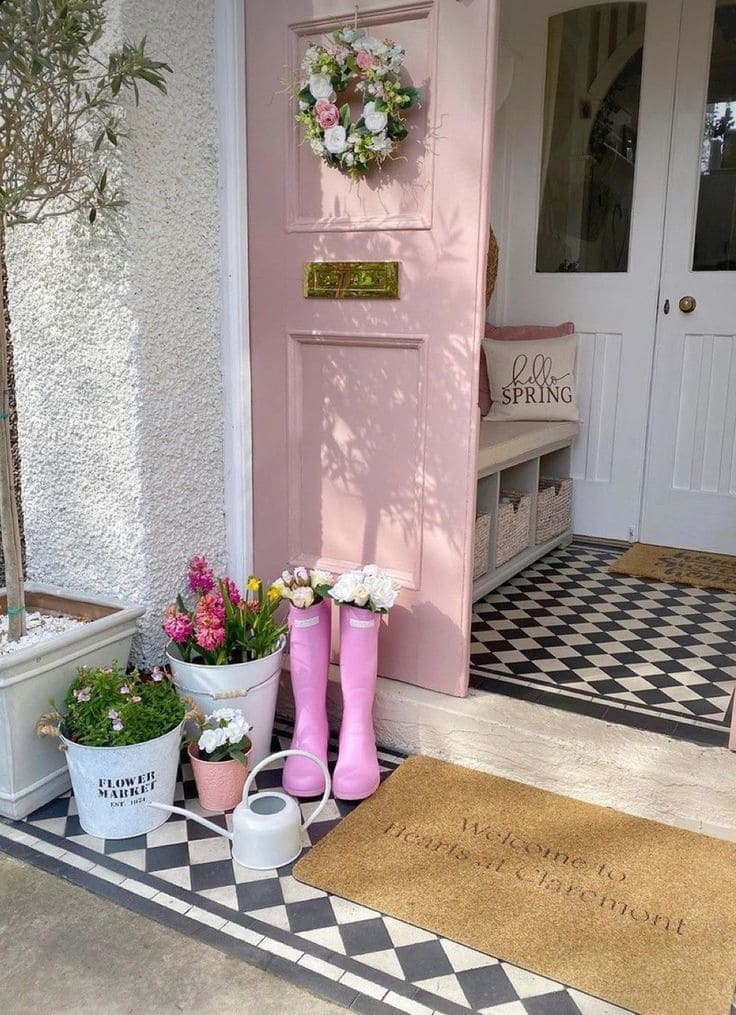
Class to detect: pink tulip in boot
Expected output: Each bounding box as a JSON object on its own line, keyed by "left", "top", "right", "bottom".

{"left": 283, "top": 598, "right": 331, "bottom": 797}
{"left": 333, "top": 605, "right": 381, "bottom": 800}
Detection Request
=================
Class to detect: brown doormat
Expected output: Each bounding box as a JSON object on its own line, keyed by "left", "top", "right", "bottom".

{"left": 295, "top": 757, "right": 736, "bottom": 1015}
{"left": 610, "top": 542, "right": 736, "bottom": 593}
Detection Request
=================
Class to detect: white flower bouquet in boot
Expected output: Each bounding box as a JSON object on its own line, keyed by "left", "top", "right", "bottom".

{"left": 328, "top": 565, "right": 400, "bottom": 800}
{"left": 272, "top": 567, "right": 333, "bottom": 798}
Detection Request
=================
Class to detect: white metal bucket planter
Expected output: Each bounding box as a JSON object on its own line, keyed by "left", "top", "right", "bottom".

{"left": 167, "top": 637, "right": 286, "bottom": 766}
{"left": 61, "top": 721, "right": 184, "bottom": 839}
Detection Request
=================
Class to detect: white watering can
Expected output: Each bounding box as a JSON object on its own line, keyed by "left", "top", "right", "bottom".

{"left": 150, "top": 749, "right": 331, "bottom": 870}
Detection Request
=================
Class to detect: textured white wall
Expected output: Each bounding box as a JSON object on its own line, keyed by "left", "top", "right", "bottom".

{"left": 5, "top": 0, "right": 226, "bottom": 663}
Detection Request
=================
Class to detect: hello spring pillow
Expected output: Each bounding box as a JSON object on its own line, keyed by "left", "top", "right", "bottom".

{"left": 482, "top": 333, "right": 580, "bottom": 422}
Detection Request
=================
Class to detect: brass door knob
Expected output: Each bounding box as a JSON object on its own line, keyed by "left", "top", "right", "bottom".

{"left": 678, "top": 295, "right": 696, "bottom": 313}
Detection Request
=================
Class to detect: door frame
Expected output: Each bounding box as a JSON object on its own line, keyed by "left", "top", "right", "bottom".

{"left": 215, "top": 0, "right": 253, "bottom": 588}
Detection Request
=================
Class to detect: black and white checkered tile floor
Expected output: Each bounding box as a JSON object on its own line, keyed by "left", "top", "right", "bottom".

{"left": 470, "top": 543, "right": 736, "bottom": 748}
{"left": 2, "top": 725, "right": 645, "bottom": 1015}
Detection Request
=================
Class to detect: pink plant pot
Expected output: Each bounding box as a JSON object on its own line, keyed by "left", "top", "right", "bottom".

{"left": 188, "top": 743, "right": 250, "bottom": 812}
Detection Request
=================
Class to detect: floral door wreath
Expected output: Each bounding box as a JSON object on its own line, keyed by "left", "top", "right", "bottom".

{"left": 295, "top": 26, "right": 421, "bottom": 179}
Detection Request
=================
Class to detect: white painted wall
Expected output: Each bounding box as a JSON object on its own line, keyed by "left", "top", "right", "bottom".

{"left": 5, "top": 0, "right": 227, "bottom": 663}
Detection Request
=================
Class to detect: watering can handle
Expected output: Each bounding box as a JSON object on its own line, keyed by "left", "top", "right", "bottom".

{"left": 243, "top": 749, "right": 331, "bottom": 831}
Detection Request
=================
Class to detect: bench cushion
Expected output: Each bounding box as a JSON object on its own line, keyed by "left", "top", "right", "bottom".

{"left": 477, "top": 420, "right": 579, "bottom": 476}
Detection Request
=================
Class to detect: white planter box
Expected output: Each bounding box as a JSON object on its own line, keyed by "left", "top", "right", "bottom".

{"left": 0, "top": 583, "right": 145, "bottom": 820}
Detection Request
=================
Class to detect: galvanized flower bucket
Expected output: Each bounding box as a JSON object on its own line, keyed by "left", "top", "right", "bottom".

{"left": 61, "top": 721, "right": 184, "bottom": 839}
{"left": 167, "top": 637, "right": 286, "bottom": 766}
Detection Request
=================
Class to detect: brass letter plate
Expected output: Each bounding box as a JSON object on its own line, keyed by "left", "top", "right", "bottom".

{"left": 304, "top": 261, "right": 399, "bottom": 299}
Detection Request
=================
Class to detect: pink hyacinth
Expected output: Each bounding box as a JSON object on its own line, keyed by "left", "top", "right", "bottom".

{"left": 195, "top": 591, "right": 225, "bottom": 626}
{"left": 188, "top": 555, "right": 216, "bottom": 595}
{"left": 195, "top": 623, "right": 225, "bottom": 651}
{"left": 163, "top": 606, "right": 194, "bottom": 644}
{"left": 221, "top": 577, "right": 241, "bottom": 606}
{"left": 194, "top": 591, "right": 227, "bottom": 653}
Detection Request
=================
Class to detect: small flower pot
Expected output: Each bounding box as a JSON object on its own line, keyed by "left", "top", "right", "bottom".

{"left": 188, "top": 743, "right": 250, "bottom": 812}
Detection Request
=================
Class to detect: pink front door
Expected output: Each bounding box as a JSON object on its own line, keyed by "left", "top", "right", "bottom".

{"left": 246, "top": 0, "right": 497, "bottom": 696}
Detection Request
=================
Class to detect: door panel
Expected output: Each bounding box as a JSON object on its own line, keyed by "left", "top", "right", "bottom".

{"left": 495, "top": 0, "right": 681, "bottom": 540}
{"left": 246, "top": 0, "right": 498, "bottom": 694}
{"left": 641, "top": 0, "right": 736, "bottom": 552}
{"left": 286, "top": 7, "right": 434, "bottom": 232}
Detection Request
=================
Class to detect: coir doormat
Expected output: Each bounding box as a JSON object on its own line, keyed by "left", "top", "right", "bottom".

{"left": 610, "top": 542, "right": 736, "bottom": 593}
{"left": 295, "top": 757, "right": 736, "bottom": 1015}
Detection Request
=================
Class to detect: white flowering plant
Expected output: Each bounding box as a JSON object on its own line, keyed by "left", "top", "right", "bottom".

{"left": 271, "top": 566, "right": 334, "bottom": 609}
{"left": 189, "top": 708, "right": 253, "bottom": 765}
{"left": 295, "top": 25, "right": 420, "bottom": 179}
{"left": 328, "top": 564, "right": 400, "bottom": 613}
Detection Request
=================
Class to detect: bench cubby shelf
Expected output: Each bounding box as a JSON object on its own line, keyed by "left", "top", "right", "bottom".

{"left": 473, "top": 420, "right": 579, "bottom": 602}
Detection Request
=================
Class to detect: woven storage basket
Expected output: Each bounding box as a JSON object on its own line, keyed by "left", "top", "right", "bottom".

{"left": 536, "top": 477, "right": 573, "bottom": 544}
{"left": 495, "top": 491, "right": 531, "bottom": 567}
{"left": 473, "top": 513, "right": 492, "bottom": 579}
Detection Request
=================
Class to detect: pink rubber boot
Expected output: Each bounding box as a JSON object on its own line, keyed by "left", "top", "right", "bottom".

{"left": 333, "top": 605, "right": 381, "bottom": 800}
{"left": 283, "top": 598, "right": 331, "bottom": 797}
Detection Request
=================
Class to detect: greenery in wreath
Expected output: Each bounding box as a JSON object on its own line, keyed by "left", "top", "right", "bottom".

{"left": 295, "top": 26, "right": 421, "bottom": 179}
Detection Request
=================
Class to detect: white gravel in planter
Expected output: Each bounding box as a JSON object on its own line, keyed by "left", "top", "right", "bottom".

{"left": 0, "top": 611, "right": 87, "bottom": 656}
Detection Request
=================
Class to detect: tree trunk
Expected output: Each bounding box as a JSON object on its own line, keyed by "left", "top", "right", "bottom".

{"left": 0, "top": 219, "right": 26, "bottom": 640}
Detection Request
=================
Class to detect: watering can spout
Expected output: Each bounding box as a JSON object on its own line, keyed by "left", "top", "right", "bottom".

{"left": 148, "top": 802, "right": 234, "bottom": 840}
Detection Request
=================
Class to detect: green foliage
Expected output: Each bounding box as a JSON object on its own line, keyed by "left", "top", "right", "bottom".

{"left": 216, "top": 579, "right": 287, "bottom": 665}
{"left": 59, "top": 662, "right": 185, "bottom": 747}
{"left": 0, "top": 0, "right": 172, "bottom": 226}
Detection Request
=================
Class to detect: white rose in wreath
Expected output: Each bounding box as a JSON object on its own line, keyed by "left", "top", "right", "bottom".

{"left": 363, "top": 101, "right": 388, "bottom": 133}
{"left": 323, "top": 124, "right": 349, "bottom": 154}
{"left": 308, "top": 73, "right": 334, "bottom": 100}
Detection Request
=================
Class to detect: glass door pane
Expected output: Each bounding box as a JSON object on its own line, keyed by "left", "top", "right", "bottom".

{"left": 536, "top": 3, "right": 647, "bottom": 273}
{"left": 693, "top": 0, "right": 736, "bottom": 271}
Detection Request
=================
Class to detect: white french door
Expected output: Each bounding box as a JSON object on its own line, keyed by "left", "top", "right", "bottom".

{"left": 641, "top": 0, "right": 736, "bottom": 554}
{"left": 496, "top": 0, "right": 681, "bottom": 542}
{"left": 495, "top": 0, "right": 736, "bottom": 551}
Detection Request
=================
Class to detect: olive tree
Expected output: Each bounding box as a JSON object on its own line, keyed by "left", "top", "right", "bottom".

{"left": 0, "top": 0, "right": 171, "bottom": 640}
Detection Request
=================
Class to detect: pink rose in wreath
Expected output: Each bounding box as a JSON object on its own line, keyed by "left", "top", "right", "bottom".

{"left": 356, "top": 49, "right": 376, "bottom": 70}
{"left": 315, "top": 99, "right": 340, "bottom": 130}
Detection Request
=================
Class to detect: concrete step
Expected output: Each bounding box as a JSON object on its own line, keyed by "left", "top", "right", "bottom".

{"left": 278, "top": 669, "right": 736, "bottom": 843}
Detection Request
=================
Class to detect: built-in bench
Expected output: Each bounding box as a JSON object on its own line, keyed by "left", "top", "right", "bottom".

{"left": 474, "top": 419, "right": 580, "bottom": 601}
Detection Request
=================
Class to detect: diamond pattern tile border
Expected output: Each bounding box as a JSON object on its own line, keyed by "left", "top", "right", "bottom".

{"left": 0, "top": 723, "right": 651, "bottom": 1015}
{"left": 471, "top": 543, "right": 736, "bottom": 748}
